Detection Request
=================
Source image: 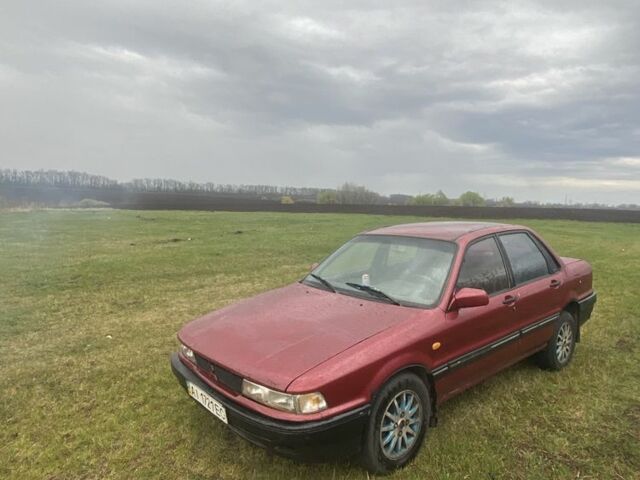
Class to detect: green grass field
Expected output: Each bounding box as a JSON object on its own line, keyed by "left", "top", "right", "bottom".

{"left": 1, "top": 210, "right": 638, "bottom": 480}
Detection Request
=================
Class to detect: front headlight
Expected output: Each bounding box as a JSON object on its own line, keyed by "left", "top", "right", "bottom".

{"left": 180, "top": 343, "right": 196, "bottom": 363}
{"left": 241, "top": 379, "right": 327, "bottom": 414}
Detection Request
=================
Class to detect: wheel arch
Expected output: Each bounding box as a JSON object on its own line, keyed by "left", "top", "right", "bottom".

{"left": 563, "top": 301, "right": 580, "bottom": 341}
{"left": 371, "top": 363, "right": 438, "bottom": 427}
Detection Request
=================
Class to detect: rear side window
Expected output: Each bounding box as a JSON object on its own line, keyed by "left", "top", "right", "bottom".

{"left": 531, "top": 236, "right": 560, "bottom": 273}
{"left": 456, "top": 237, "right": 510, "bottom": 294}
{"left": 499, "top": 233, "right": 550, "bottom": 284}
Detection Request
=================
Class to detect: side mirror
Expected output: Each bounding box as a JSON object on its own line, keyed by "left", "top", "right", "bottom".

{"left": 309, "top": 262, "right": 319, "bottom": 272}
{"left": 449, "top": 288, "right": 489, "bottom": 311}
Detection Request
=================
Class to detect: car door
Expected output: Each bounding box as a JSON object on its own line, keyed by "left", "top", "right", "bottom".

{"left": 497, "top": 232, "right": 565, "bottom": 357}
{"left": 436, "top": 236, "right": 521, "bottom": 401}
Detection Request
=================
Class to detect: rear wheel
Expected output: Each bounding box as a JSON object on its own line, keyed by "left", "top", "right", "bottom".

{"left": 535, "top": 310, "right": 577, "bottom": 370}
{"left": 360, "top": 373, "right": 430, "bottom": 474}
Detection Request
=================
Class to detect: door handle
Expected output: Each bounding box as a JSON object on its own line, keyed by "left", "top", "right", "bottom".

{"left": 550, "top": 279, "right": 562, "bottom": 288}
{"left": 503, "top": 294, "right": 518, "bottom": 305}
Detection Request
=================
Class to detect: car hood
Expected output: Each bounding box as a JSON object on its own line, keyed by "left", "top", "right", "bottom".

{"left": 178, "top": 282, "right": 421, "bottom": 391}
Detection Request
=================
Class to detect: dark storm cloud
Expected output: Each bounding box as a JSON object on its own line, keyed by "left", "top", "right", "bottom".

{"left": 1, "top": 0, "right": 638, "bottom": 203}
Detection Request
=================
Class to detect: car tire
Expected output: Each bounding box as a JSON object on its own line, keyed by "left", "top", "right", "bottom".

{"left": 360, "top": 372, "right": 431, "bottom": 475}
{"left": 535, "top": 310, "right": 577, "bottom": 370}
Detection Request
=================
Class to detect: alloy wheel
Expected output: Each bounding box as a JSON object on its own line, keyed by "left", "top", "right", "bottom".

{"left": 379, "top": 390, "right": 422, "bottom": 460}
{"left": 556, "top": 322, "right": 573, "bottom": 363}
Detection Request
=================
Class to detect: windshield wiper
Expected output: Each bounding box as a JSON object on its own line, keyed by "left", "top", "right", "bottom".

{"left": 345, "top": 282, "right": 401, "bottom": 306}
{"left": 308, "top": 273, "right": 336, "bottom": 292}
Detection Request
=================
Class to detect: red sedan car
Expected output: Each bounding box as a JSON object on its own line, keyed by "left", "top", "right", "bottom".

{"left": 171, "top": 222, "right": 596, "bottom": 473}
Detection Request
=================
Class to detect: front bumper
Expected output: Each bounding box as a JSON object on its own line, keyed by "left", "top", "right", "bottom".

{"left": 170, "top": 353, "right": 370, "bottom": 460}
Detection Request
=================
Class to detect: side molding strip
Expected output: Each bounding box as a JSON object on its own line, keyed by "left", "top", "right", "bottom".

{"left": 433, "top": 313, "right": 560, "bottom": 378}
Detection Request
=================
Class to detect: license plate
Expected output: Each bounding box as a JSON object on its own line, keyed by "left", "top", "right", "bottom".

{"left": 187, "top": 382, "right": 228, "bottom": 424}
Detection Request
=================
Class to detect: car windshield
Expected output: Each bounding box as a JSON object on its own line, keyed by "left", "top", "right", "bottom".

{"left": 305, "top": 235, "right": 456, "bottom": 307}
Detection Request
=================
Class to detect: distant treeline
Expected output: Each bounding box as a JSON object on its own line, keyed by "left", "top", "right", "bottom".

{"left": 0, "top": 169, "right": 119, "bottom": 189}
{"left": 0, "top": 169, "right": 325, "bottom": 201}
{"left": 0, "top": 168, "right": 638, "bottom": 209}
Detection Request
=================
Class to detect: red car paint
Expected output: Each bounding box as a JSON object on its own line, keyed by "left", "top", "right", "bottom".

{"left": 177, "top": 222, "right": 594, "bottom": 422}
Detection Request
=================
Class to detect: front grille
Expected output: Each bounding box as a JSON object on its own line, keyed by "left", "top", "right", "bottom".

{"left": 194, "top": 353, "right": 243, "bottom": 393}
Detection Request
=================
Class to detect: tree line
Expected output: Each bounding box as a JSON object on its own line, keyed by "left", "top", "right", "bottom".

{"left": 1, "top": 168, "right": 636, "bottom": 209}
{"left": 406, "top": 190, "right": 516, "bottom": 207}
{"left": 0, "top": 169, "right": 324, "bottom": 199}
{"left": 318, "top": 185, "right": 514, "bottom": 207}
{"left": 0, "top": 169, "right": 119, "bottom": 189}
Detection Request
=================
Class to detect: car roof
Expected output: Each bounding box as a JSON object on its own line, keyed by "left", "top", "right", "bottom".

{"left": 364, "top": 221, "right": 525, "bottom": 242}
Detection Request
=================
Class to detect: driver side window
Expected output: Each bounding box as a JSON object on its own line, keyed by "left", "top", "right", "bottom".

{"left": 456, "top": 237, "right": 510, "bottom": 295}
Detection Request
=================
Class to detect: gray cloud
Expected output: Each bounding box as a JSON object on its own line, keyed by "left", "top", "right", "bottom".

{"left": 1, "top": 0, "right": 639, "bottom": 204}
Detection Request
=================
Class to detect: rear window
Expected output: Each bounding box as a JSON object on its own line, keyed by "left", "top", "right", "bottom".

{"left": 499, "top": 232, "right": 550, "bottom": 284}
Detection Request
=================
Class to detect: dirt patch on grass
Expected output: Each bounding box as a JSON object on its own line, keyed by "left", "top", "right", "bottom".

{"left": 625, "top": 404, "right": 640, "bottom": 440}
{"left": 615, "top": 338, "right": 635, "bottom": 351}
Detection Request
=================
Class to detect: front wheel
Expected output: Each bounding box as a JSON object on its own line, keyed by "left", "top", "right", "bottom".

{"left": 360, "top": 372, "right": 431, "bottom": 474}
{"left": 535, "top": 310, "right": 577, "bottom": 370}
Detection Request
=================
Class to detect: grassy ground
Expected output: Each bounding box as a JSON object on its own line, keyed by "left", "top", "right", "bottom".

{"left": 1, "top": 209, "right": 638, "bottom": 480}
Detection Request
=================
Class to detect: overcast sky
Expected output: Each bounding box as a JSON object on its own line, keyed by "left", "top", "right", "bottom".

{"left": 1, "top": 0, "right": 639, "bottom": 204}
